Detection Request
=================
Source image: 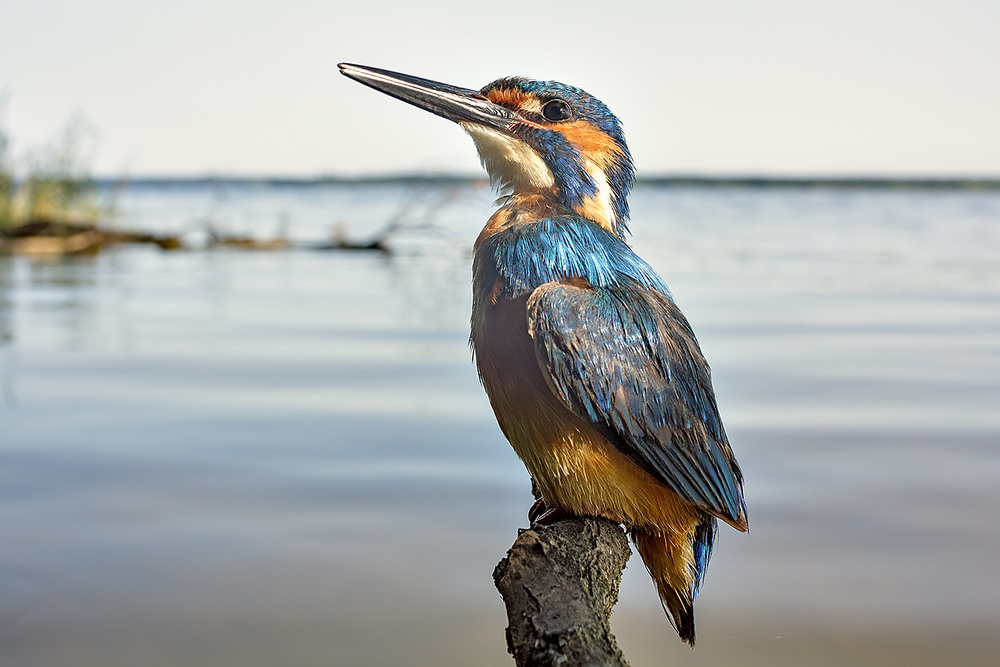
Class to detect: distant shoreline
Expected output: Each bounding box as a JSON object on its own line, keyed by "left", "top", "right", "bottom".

{"left": 94, "top": 174, "right": 1000, "bottom": 190}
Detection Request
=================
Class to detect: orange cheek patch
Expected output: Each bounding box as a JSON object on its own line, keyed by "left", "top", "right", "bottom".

{"left": 557, "top": 120, "right": 625, "bottom": 167}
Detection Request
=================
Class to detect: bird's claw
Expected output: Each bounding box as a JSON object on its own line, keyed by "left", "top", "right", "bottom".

{"left": 527, "top": 497, "right": 547, "bottom": 524}
{"left": 529, "top": 501, "right": 571, "bottom": 528}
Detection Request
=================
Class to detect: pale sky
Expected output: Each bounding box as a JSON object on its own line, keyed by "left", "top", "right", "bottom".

{"left": 2, "top": 0, "right": 998, "bottom": 177}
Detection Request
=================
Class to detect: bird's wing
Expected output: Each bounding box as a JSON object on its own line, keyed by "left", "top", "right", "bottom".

{"left": 526, "top": 280, "right": 747, "bottom": 528}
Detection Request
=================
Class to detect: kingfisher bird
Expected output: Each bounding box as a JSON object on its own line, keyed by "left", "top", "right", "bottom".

{"left": 339, "top": 63, "right": 747, "bottom": 645}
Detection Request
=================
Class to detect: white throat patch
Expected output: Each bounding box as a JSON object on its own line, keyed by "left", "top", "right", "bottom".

{"left": 583, "top": 161, "right": 616, "bottom": 230}
{"left": 460, "top": 123, "right": 555, "bottom": 194}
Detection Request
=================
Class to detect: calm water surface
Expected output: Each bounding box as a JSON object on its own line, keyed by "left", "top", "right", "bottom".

{"left": 2, "top": 183, "right": 999, "bottom": 665}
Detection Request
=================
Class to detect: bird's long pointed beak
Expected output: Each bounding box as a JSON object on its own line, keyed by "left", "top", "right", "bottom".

{"left": 338, "top": 63, "right": 517, "bottom": 131}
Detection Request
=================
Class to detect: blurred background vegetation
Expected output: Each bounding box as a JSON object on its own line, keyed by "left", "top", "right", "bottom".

{"left": 0, "top": 106, "right": 102, "bottom": 231}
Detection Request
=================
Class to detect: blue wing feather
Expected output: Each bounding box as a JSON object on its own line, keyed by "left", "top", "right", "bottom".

{"left": 527, "top": 279, "right": 746, "bottom": 526}
{"left": 690, "top": 515, "right": 717, "bottom": 599}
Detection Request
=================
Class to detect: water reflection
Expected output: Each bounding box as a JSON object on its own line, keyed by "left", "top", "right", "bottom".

{"left": 0, "top": 258, "right": 12, "bottom": 346}
{"left": 2, "top": 184, "right": 999, "bottom": 666}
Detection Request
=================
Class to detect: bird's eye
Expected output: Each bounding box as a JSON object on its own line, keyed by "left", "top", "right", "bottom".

{"left": 541, "top": 99, "right": 572, "bottom": 122}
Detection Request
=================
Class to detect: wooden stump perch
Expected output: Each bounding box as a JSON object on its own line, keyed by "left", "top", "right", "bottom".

{"left": 493, "top": 516, "right": 633, "bottom": 666}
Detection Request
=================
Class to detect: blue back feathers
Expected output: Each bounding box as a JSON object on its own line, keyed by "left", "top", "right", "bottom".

{"left": 527, "top": 280, "right": 745, "bottom": 523}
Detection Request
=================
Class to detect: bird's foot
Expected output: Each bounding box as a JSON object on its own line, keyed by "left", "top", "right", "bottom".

{"left": 528, "top": 497, "right": 547, "bottom": 524}
{"left": 529, "top": 502, "right": 572, "bottom": 527}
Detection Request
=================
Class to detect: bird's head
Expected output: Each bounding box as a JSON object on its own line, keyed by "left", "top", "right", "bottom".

{"left": 339, "top": 63, "right": 635, "bottom": 237}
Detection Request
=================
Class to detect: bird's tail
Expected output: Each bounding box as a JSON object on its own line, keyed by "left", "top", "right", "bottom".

{"left": 630, "top": 515, "right": 717, "bottom": 646}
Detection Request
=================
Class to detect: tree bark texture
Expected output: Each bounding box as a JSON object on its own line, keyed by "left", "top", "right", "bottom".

{"left": 493, "top": 516, "right": 632, "bottom": 667}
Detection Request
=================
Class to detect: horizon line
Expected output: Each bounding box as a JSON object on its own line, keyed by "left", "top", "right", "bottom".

{"left": 92, "top": 172, "right": 1000, "bottom": 190}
